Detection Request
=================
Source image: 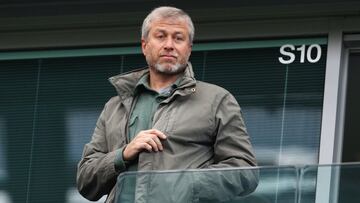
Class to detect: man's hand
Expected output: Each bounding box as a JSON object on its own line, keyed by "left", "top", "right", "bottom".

{"left": 123, "top": 129, "right": 167, "bottom": 161}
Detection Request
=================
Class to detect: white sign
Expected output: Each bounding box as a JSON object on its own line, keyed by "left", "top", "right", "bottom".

{"left": 278, "top": 44, "right": 322, "bottom": 64}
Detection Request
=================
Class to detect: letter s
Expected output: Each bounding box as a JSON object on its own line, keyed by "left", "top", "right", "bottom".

{"left": 278, "top": 44, "right": 295, "bottom": 64}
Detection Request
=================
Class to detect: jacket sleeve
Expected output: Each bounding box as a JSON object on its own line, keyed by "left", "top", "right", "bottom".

{"left": 76, "top": 101, "right": 126, "bottom": 201}
{"left": 211, "top": 92, "right": 257, "bottom": 169}
{"left": 195, "top": 92, "right": 259, "bottom": 201}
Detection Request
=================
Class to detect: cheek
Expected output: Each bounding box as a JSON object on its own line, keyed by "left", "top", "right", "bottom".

{"left": 146, "top": 44, "right": 160, "bottom": 55}
{"left": 181, "top": 48, "right": 191, "bottom": 59}
{"left": 144, "top": 50, "right": 155, "bottom": 61}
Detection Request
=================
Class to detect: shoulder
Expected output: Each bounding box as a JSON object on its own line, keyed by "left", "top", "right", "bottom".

{"left": 194, "top": 81, "right": 239, "bottom": 107}
{"left": 106, "top": 95, "right": 121, "bottom": 105}
{"left": 195, "top": 80, "right": 231, "bottom": 97}
{"left": 197, "top": 80, "right": 240, "bottom": 103}
{"left": 102, "top": 96, "right": 122, "bottom": 111}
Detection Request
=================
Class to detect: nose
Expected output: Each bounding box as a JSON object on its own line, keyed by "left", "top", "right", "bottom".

{"left": 163, "top": 37, "right": 174, "bottom": 51}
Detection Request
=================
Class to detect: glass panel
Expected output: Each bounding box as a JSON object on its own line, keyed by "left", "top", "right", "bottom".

{"left": 0, "top": 116, "right": 11, "bottom": 203}
{"left": 0, "top": 59, "right": 40, "bottom": 203}
{"left": 299, "top": 163, "right": 360, "bottom": 203}
{"left": 116, "top": 166, "right": 297, "bottom": 203}
{"left": 0, "top": 117, "right": 6, "bottom": 184}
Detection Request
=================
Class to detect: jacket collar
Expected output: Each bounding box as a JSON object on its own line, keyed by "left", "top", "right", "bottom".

{"left": 109, "top": 62, "right": 196, "bottom": 100}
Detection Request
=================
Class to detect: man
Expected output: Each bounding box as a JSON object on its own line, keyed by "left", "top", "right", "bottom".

{"left": 77, "top": 6, "right": 257, "bottom": 203}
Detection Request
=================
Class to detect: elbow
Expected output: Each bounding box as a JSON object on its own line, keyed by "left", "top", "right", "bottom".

{"left": 239, "top": 167, "right": 260, "bottom": 196}
{"left": 76, "top": 167, "right": 103, "bottom": 201}
{"left": 77, "top": 178, "right": 103, "bottom": 201}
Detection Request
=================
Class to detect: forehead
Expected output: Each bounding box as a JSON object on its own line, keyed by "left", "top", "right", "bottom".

{"left": 149, "top": 18, "right": 189, "bottom": 34}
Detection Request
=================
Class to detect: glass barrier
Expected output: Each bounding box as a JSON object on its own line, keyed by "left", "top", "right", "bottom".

{"left": 115, "top": 166, "right": 298, "bottom": 203}
{"left": 299, "top": 163, "right": 360, "bottom": 203}
{"left": 3, "top": 163, "right": 360, "bottom": 202}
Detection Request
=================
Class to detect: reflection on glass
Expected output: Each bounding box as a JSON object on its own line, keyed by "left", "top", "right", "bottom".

{"left": 116, "top": 167, "right": 298, "bottom": 203}
{"left": 66, "top": 109, "right": 101, "bottom": 164}
{"left": 0, "top": 117, "right": 7, "bottom": 181}
{"left": 115, "top": 164, "right": 360, "bottom": 203}
{"left": 0, "top": 191, "right": 12, "bottom": 203}
{"left": 244, "top": 107, "right": 321, "bottom": 165}
{"left": 0, "top": 117, "right": 11, "bottom": 203}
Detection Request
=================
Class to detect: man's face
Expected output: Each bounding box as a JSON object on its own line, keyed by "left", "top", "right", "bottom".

{"left": 141, "top": 18, "right": 192, "bottom": 75}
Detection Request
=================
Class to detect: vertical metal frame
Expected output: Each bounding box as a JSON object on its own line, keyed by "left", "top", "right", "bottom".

{"left": 315, "top": 22, "right": 344, "bottom": 202}
{"left": 315, "top": 32, "right": 360, "bottom": 203}
{"left": 318, "top": 28, "right": 344, "bottom": 164}
{"left": 318, "top": 34, "right": 360, "bottom": 164}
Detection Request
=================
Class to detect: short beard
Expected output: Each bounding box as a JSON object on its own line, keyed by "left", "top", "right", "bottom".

{"left": 153, "top": 62, "right": 187, "bottom": 75}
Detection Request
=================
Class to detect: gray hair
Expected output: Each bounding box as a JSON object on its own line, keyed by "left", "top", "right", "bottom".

{"left": 141, "top": 6, "right": 195, "bottom": 44}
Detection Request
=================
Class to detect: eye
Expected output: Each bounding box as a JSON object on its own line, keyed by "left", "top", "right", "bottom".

{"left": 156, "top": 34, "right": 165, "bottom": 39}
{"left": 175, "top": 35, "right": 185, "bottom": 42}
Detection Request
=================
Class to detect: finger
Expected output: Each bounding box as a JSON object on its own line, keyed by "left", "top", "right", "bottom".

{"left": 146, "top": 138, "right": 159, "bottom": 152}
{"left": 151, "top": 136, "right": 164, "bottom": 151}
{"left": 141, "top": 143, "right": 153, "bottom": 152}
{"left": 149, "top": 129, "right": 167, "bottom": 139}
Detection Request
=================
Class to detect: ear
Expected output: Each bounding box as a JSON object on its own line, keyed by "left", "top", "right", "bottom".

{"left": 141, "top": 38, "right": 147, "bottom": 56}
{"left": 187, "top": 43, "right": 193, "bottom": 58}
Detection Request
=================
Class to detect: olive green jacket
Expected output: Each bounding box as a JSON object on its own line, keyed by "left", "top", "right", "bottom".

{"left": 77, "top": 63, "right": 257, "bottom": 203}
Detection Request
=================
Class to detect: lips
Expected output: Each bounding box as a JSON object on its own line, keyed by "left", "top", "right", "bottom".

{"left": 160, "top": 55, "right": 177, "bottom": 59}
